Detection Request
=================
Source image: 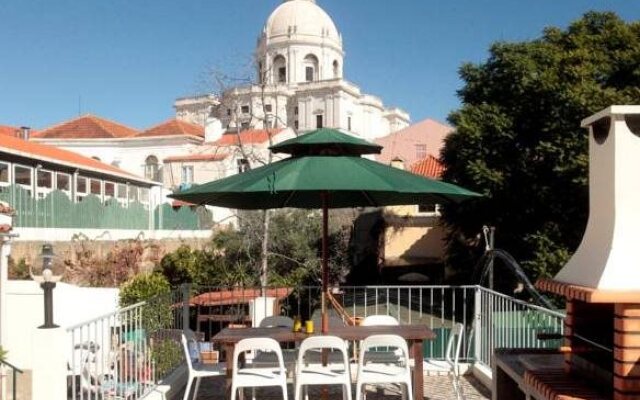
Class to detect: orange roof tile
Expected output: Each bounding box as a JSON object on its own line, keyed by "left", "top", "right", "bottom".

{"left": 164, "top": 153, "right": 228, "bottom": 162}
{"left": 410, "top": 155, "right": 445, "bottom": 179}
{"left": 0, "top": 125, "right": 38, "bottom": 138}
{"left": 34, "top": 115, "right": 138, "bottom": 139}
{"left": 213, "top": 129, "right": 283, "bottom": 146}
{"left": 0, "top": 134, "right": 149, "bottom": 183}
{"left": 137, "top": 119, "right": 204, "bottom": 138}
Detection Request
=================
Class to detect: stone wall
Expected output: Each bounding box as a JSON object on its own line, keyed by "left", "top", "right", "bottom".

{"left": 9, "top": 237, "right": 210, "bottom": 285}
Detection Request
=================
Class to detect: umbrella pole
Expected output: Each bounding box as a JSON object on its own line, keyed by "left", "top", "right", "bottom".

{"left": 321, "top": 191, "right": 329, "bottom": 334}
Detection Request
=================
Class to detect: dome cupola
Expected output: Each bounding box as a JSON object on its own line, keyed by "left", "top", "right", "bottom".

{"left": 258, "top": 0, "right": 344, "bottom": 85}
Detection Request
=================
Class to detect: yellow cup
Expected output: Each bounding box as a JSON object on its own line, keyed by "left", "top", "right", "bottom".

{"left": 305, "top": 320, "right": 314, "bottom": 334}
{"left": 293, "top": 319, "right": 302, "bottom": 332}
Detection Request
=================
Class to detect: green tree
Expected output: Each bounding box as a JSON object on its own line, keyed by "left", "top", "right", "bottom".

{"left": 119, "top": 273, "right": 171, "bottom": 307}
{"left": 441, "top": 12, "right": 640, "bottom": 282}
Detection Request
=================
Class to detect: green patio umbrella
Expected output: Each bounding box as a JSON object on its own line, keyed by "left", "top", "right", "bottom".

{"left": 170, "top": 128, "right": 480, "bottom": 332}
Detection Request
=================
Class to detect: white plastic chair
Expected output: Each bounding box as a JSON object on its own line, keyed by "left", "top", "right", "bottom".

{"left": 360, "top": 315, "right": 401, "bottom": 364}
{"left": 259, "top": 316, "right": 295, "bottom": 329}
{"left": 361, "top": 315, "right": 399, "bottom": 327}
{"left": 355, "top": 334, "right": 412, "bottom": 400}
{"left": 253, "top": 316, "right": 297, "bottom": 370}
{"left": 424, "top": 323, "right": 465, "bottom": 400}
{"left": 182, "top": 334, "right": 225, "bottom": 400}
{"left": 295, "top": 335, "right": 352, "bottom": 400}
{"left": 230, "top": 337, "right": 288, "bottom": 400}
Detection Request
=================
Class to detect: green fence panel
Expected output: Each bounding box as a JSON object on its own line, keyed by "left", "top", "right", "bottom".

{"left": 0, "top": 185, "right": 153, "bottom": 230}
{"left": 154, "top": 204, "right": 200, "bottom": 230}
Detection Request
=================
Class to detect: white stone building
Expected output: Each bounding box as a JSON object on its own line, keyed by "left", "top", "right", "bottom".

{"left": 175, "top": 0, "right": 410, "bottom": 141}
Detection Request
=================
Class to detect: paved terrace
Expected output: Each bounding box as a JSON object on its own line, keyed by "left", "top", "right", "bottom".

{"left": 175, "top": 374, "right": 491, "bottom": 400}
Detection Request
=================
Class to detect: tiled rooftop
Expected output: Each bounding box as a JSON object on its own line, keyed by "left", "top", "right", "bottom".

{"left": 34, "top": 114, "right": 139, "bottom": 139}
{"left": 137, "top": 119, "right": 204, "bottom": 138}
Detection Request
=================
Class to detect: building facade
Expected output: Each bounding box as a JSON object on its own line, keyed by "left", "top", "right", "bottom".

{"left": 175, "top": 0, "right": 410, "bottom": 141}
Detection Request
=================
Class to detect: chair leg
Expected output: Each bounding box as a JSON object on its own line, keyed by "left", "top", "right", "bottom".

{"left": 281, "top": 383, "right": 288, "bottom": 400}
{"left": 252, "top": 387, "right": 256, "bottom": 400}
{"left": 405, "top": 381, "right": 413, "bottom": 400}
{"left": 192, "top": 377, "right": 201, "bottom": 400}
{"left": 231, "top": 384, "right": 238, "bottom": 400}
{"left": 183, "top": 377, "right": 193, "bottom": 400}
{"left": 355, "top": 382, "right": 362, "bottom": 400}
{"left": 344, "top": 383, "right": 353, "bottom": 400}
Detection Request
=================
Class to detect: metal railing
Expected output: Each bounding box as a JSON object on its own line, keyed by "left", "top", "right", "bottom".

{"left": 183, "top": 284, "right": 565, "bottom": 369}
{"left": 1, "top": 359, "right": 23, "bottom": 400}
{"left": 66, "top": 290, "right": 184, "bottom": 400}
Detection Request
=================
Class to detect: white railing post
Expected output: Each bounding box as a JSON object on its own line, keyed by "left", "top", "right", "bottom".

{"left": 474, "top": 286, "right": 483, "bottom": 363}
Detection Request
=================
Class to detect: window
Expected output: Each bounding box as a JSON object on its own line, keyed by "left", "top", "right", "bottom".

{"left": 37, "top": 170, "right": 53, "bottom": 189}
{"left": 144, "top": 155, "right": 160, "bottom": 182}
{"left": 294, "top": 120, "right": 299, "bottom": 130}
{"left": 14, "top": 165, "right": 32, "bottom": 187}
{"left": 415, "top": 144, "right": 427, "bottom": 160}
{"left": 76, "top": 176, "right": 88, "bottom": 202}
{"left": 303, "top": 54, "right": 319, "bottom": 82}
{"left": 265, "top": 104, "right": 272, "bottom": 113}
{"left": 316, "top": 115, "right": 323, "bottom": 129}
{"left": 36, "top": 169, "right": 53, "bottom": 199}
{"left": 333, "top": 60, "right": 340, "bottom": 78}
{"left": 418, "top": 204, "right": 441, "bottom": 215}
{"left": 0, "top": 162, "right": 9, "bottom": 185}
{"left": 294, "top": 106, "right": 299, "bottom": 116}
{"left": 227, "top": 109, "right": 231, "bottom": 116}
{"left": 139, "top": 188, "right": 149, "bottom": 204}
{"left": 273, "top": 55, "right": 286, "bottom": 83}
{"left": 90, "top": 179, "right": 102, "bottom": 196}
{"left": 181, "top": 166, "right": 194, "bottom": 184}
{"left": 241, "top": 105, "right": 250, "bottom": 114}
{"left": 129, "top": 186, "right": 139, "bottom": 203}
{"left": 56, "top": 173, "right": 70, "bottom": 192}
{"left": 104, "top": 182, "right": 115, "bottom": 198}
{"left": 240, "top": 122, "right": 250, "bottom": 129}
{"left": 116, "top": 184, "right": 127, "bottom": 200}
{"left": 237, "top": 159, "right": 250, "bottom": 174}
{"left": 348, "top": 116, "right": 352, "bottom": 132}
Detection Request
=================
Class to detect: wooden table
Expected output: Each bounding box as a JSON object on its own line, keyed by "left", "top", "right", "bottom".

{"left": 212, "top": 325, "right": 436, "bottom": 400}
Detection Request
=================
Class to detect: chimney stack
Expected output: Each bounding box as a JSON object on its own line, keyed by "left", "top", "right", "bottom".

{"left": 554, "top": 106, "right": 640, "bottom": 290}
{"left": 19, "top": 126, "right": 31, "bottom": 140}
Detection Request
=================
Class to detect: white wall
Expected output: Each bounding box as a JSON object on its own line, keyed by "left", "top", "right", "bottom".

{"left": 4, "top": 281, "right": 119, "bottom": 369}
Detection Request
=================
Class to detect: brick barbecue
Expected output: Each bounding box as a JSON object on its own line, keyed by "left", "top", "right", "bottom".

{"left": 536, "top": 106, "right": 640, "bottom": 400}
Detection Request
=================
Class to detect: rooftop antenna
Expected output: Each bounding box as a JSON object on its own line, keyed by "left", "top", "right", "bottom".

{"left": 78, "top": 95, "right": 82, "bottom": 115}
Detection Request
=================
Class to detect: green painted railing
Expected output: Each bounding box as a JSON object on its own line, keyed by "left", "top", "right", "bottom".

{"left": 0, "top": 185, "right": 205, "bottom": 230}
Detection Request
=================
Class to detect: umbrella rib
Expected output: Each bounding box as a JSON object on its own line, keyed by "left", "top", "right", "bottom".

{"left": 361, "top": 190, "right": 378, "bottom": 207}
{"left": 282, "top": 190, "right": 297, "bottom": 208}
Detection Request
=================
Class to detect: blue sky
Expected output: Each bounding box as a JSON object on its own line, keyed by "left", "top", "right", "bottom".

{"left": 0, "top": 0, "right": 638, "bottom": 130}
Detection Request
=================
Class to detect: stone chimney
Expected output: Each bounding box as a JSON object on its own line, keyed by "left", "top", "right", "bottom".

{"left": 554, "top": 106, "right": 640, "bottom": 290}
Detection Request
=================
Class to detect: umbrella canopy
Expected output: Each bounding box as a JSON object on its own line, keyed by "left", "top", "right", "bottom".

{"left": 170, "top": 128, "right": 481, "bottom": 332}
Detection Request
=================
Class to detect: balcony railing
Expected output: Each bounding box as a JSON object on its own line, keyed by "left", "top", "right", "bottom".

{"left": 65, "top": 284, "right": 564, "bottom": 399}
{"left": 66, "top": 290, "right": 184, "bottom": 400}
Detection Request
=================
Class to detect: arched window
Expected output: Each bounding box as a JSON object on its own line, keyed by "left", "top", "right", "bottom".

{"left": 333, "top": 60, "right": 340, "bottom": 78}
{"left": 273, "top": 55, "right": 287, "bottom": 83}
{"left": 144, "top": 155, "right": 160, "bottom": 182}
{"left": 303, "top": 54, "right": 319, "bottom": 82}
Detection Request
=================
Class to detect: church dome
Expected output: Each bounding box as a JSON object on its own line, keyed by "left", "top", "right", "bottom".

{"left": 264, "top": 0, "right": 341, "bottom": 48}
